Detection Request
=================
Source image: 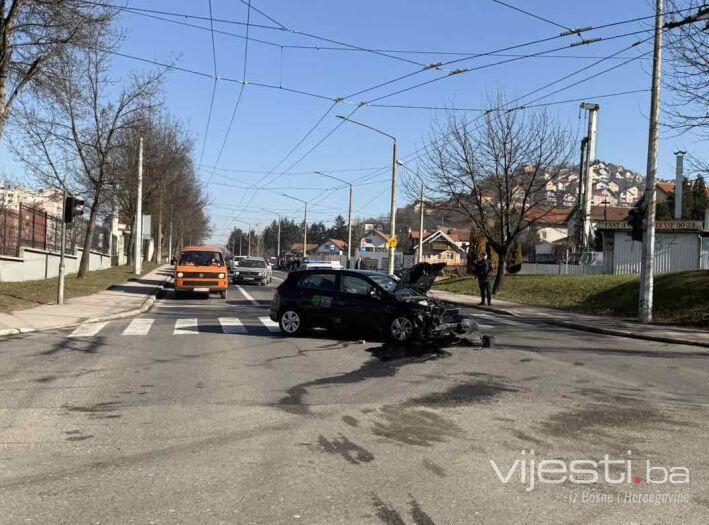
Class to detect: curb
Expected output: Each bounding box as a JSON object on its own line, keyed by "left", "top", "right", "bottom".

{"left": 0, "top": 273, "right": 170, "bottom": 339}
{"left": 437, "top": 296, "right": 709, "bottom": 349}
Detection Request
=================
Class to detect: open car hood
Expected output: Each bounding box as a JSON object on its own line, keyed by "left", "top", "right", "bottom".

{"left": 396, "top": 262, "right": 447, "bottom": 294}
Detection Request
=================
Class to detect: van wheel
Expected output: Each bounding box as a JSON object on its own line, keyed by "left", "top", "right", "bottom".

{"left": 388, "top": 315, "right": 415, "bottom": 343}
{"left": 279, "top": 308, "right": 302, "bottom": 336}
{"left": 175, "top": 291, "right": 183, "bottom": 300}
{"left": 220, "top": 290, "right": 227, "bottom": 299}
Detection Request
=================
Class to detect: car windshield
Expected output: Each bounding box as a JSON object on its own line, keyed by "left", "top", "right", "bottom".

{"left": 178, "top": 251, "right": 223, "bottom": 267}
{"left": 239, "top": 259, "right": 266, "bottom": 268}
{"left": 368, "top": 273, "right": 398, "bottom": 292}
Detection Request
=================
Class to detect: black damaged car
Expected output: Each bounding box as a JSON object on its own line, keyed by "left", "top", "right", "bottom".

{"left": 269, "top": 262, "right": 481, "bottom": 343}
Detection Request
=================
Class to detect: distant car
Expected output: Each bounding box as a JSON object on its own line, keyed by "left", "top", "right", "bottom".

{"left": 270, "top": 262, "right": 480, "bottom": 342}
{"left": 299, "top": 259, "right": 341, "bottom": 270}
{"left": 233, "top": 257, "right": 272, "bottom": 285}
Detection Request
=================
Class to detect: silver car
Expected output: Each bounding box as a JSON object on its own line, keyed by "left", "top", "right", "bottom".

{"left": 232, "top": 257, "right": 272, "bottom": 285}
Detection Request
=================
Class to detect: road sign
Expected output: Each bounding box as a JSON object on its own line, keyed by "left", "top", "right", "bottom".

{"left": 387, "top": 237, "right": 398, "bottom": 249}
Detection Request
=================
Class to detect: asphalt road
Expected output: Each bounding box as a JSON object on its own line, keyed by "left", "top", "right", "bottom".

{"left": 1, "top": 270, "right": 708, "bottom": 524}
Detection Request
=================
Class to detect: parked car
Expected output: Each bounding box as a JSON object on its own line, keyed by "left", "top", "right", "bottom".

{"left": 174, "top": 246, "right": 229, "bottom": 299}
{"left": 269, "top": 262, "right": 480, "bottom": 343}
{"left": 233, "top": 257, "right": 272, "bottom": 285}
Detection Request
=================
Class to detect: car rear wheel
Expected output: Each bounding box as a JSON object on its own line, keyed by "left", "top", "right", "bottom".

{"left": 389, "top": 315, "right": 415, "bottom": 343}
{"left": 279, "top": 309, "right": 302, "bottom": 336}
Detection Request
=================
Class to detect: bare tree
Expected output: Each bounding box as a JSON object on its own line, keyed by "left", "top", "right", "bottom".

{"left": 11, "top": 28, "right": 160, "bottom": 277}
{"left": 664, "top": 1, "right": 709, "bottom": 138}
{"left": 423, "top": 96, "right": 574, "bottom": 292}
{"left": 0, "top": 0, "right": 113, "bottom": 138}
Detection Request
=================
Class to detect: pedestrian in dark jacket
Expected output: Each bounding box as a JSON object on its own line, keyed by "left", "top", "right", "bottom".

{"left": 474, "top": 253, "right": 493, "bottom": 306}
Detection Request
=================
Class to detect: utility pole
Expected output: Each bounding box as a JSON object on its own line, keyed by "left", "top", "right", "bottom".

{"left": 134, "top": 137, "right": 143, "bottom": 275}
{"left": 579, "top": 103, "right": 599, "bottom": 251}
{"left": 303, "top": 203, "right": 308, "bottom": 258}
{"left": 239, "top": 231, "right": 243, "bottom": 256}
{"left": 315, "top": 171, "right": 353, "bottom": 267}
{"left": 57, "top": 189, "right": 67, "bottom": 305}
{"left": 336, "top": 115, "right": 398, "bottom": 274}
{"left": 417, "top": 179, "right": 425, "bottom": 264}
{"left": 262, "top": 209, "right": 283, "bottom": 259}
{"left": 639, "top": 0, "right": 663, "bottom": 323}
{"left": 388, "top": 141, "right": 398, "bottom": 274}
{"left": 674, "top": 151, "right": 686, "bottom": 219}
{"left": 167, "top": 209, "right": 173, "bottom": 264}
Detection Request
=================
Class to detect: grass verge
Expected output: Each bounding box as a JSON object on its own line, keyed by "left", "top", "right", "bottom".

{"left": 0, "top": 262, "right": 160, "bottom": 313}
{"left": 435, "top": 270, "right": 709, "bottom": 328}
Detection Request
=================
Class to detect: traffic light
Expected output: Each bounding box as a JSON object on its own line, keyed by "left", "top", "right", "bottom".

{"left": 627, "top": 195, "right": 646, "bottom": 242}
{"left": 63, "top": 196, "right": 85, "bottom": 224}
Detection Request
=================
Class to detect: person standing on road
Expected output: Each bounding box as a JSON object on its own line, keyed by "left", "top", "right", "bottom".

{"left": 474, "top": 253, "right": 493, "bottom": 306}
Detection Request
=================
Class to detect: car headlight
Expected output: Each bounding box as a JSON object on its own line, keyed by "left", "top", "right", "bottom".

{"left": 218, "top": 273, "right": 225, "bottom": 278}
{"left": 177, "top": 272, "right": 184, "bottom": 278}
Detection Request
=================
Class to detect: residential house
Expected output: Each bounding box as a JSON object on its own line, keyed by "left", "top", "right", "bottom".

{"left": 291, "top": 242, "right": 319, "bottom": 256}
{"left": 410, "top": 228, "right": 467, "bottom": 266}
{"left": 360, "top": 229, "right": 389, "bottom": 254}
{"left": 315, "top": 238, "right": 347, "bottom": 255}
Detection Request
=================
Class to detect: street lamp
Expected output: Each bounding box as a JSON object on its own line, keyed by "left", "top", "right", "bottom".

{"left": 337, "top": 115, "right": 398, "bottom": 275}
{"left": 397, "top": 160, "right": 425, "bottom": 264}
{"left": 315, "top": 171, "right": 353, "bottom": 267}
{"left": 280, "top": 193, "right": 308, "bottom": 258}
{"left": 261, "top": 208, "right": 282, "bottom": 258}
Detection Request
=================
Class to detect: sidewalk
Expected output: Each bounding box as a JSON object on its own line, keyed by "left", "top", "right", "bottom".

{"left": 0, "top": 265, "right": 171, "bottom": 337}
{"left": 430, "top": 289, "right": 709, "bottom": 349}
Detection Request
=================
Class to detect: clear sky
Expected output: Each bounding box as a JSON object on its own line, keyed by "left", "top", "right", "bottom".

{"left": 1, "top": 1, "right": 704, "bottom": 245}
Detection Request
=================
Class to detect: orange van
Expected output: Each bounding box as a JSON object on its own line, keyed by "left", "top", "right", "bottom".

{"left": 173, "top": 246, "right": 229, "bottom": 299}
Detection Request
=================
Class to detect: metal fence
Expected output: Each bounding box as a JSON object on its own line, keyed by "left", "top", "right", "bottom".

{"left": 0, "top": 204, "right": 110, "bottom": 258}
{"left": 0, "top": 207, "right": 20, "bottom": 257}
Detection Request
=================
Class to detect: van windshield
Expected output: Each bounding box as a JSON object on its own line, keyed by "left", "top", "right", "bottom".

{"left": 239, "top": 259, "right": 266, "bottom": 268}
{"left": 178, "top": 251, "right": 224, "bottom": 267}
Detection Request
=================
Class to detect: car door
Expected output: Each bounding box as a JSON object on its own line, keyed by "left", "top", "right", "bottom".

{"left": 296, "top": 271, "right": 340, "bottom": 328}
{"left": 335, "top": 273, "right": 385, "bottom": 331}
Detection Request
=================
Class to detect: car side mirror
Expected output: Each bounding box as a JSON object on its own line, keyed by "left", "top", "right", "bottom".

{"left": 170, "top": 258, "right": 176, "bottom": 265}
{"left": 369, "top": 289, "right": 380, "bottom": 299}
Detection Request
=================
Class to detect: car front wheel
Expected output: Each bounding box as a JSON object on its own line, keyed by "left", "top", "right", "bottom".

{"left": 279, "top": 309, "right": 302, "bottom": 336}
{"left": 389, "top": 315, "right": 415, "bottom": 342}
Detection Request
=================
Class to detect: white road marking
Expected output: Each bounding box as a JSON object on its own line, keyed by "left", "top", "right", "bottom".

{"left": 154, "top": 304, "right": 235, "bottom": 309}
{"left": 259, "top": 316, "right": 280, "bottom": 333}
{"left": 69, "top": 322, "right": 108, "bottom": 337}
{"left": 219, "top": 317, "right": 247, "bottom": 334}
{"left": 236, "top": 285, "right": 261, "bottom": 306}
{"left": 122, "top": 318, "right": 154, "bottom": 335}
{"left": 173, "top": 318, "right": 199, "bottom": 335}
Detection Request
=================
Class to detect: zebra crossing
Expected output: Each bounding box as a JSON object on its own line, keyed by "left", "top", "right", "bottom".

{"left": 68, "top": 316, "right": 282, "bottom": 337}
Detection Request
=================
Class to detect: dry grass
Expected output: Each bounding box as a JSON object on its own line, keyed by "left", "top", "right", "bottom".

{"left": 0, "top": 262, "right": 160, "bottom": 313}
{"left": 435, "top": 271, "right": 709, "bottom": 328}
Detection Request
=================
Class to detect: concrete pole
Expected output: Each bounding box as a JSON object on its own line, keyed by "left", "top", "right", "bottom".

{"left": 388, "top": 141, "right": 398, "bottom": 274}
{"left": 580, "top": 103, "right": 599, "bottom": 250}
{"left": 134, "top": 137, "right": 143, "bottom": 275}
{"left": 57, "top": 189, "right": 67, "bottom": 305}
{"left": 577, "top": 137, "right": 588, "bottom": 249}
{"left": 674, "top": 151, "right": 686, "bottom": 219}
{"left": 247, "top": 228, "right": 251, "bottom": 257}
{"left": 639, "top": 0, "right": 663, "bottom": 323}
{"left": 417, "top": 180, "right": 425, "bottom": 264}
{"left": 303, "top": 203, "right": 308, "bottom": 258}
{"left": 168, "top": 217, "right": 173, "bottom": 263}
{"left": 346, "top": 184, "right": 353, "bottom": 267}
{"left": 277, "top": 218, "right": 281, "bottom": 258}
